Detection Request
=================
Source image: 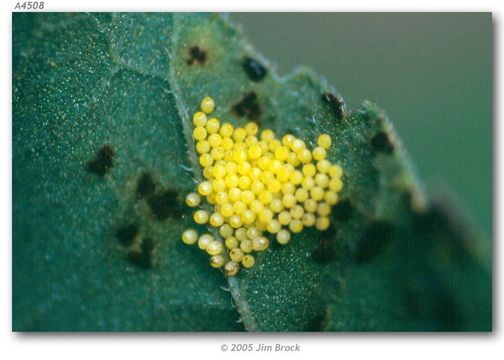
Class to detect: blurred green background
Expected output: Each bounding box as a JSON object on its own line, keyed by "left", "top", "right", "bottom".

{"left": 232, "top": 13, "right": 492, "bottom": 239}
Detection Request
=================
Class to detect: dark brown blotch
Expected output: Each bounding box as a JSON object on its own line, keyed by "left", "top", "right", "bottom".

{"left": 371, "top": 131, "right": 394, "bottom": 154}
{"left": 232, "top": 91, "right": 261, "bottom": 122}
{"left": 86, "top": 145, "right": 114, "bottom": 176}
{"left": 128, "top": 237, "right": 154, "bottom": 269}
{"left": 322, "top": 92, "right": 346, "bottom": 121}
{"left": 147, "top": 189, "right": 182, "bottom": 220}
{"left": 116, "top": 223, "right": 139, "bottom": 247}
{"left": 331, "top": 199, "right": 353, "bottom": 222}
{"left": 136, "top": 172, "right": 156, "bottom": 199}
{"left": 355, "top": 221, "right": 394, "bottom": 263}
{"left": 242, "top": 56, "right": 267, "bottom": 82}
{"left": 186, "top": 45, "right": 207, "bottom": 66}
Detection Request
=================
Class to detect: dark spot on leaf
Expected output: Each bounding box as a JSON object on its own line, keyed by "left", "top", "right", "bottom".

{"left": 116, "top": 223, "right": 139, "bottom": 247}
{"left": 86, "top": 145, "right": 114, "bottom": 176}
{"left": 311, "top": 236, "right": 337, "bottom": 264}
{"left": 136, "top": 172, "right": 156, "bottom": 199}
{"left": 232, "top": 91, "right": 261, "bottom": 121}
{"left": 410, "top": 198, "right": 472, "bottom": 262}
{"left": 141, "top": 236, "right": 154, "bottom": 254}
{"left": 128, "top": 237, "right": 154, "bottom": 269}
{"left": 371, "top": 131, "right": 394, "bottom": 154}
{"left": 322, "top": 92, "right": 346, "bottom": 120}
{"left": 355, "top": 221, "right": 394, "bottom": 262}
{"left": 186, "top": 45, "right": 207, "bottom": 66}
{"left": 242, "top": 56, "right": 267, "bottom": 82}
{"left": 147, "top": 189, "right": 182, "bottom": 220}
{"left": 331, "top": 199, "right": 353, "bottom": 222}
{"left": 127, "top": 251, "right": 151, "bottom": 269}
{"left": 413, "top": 203, "right": 448, "bottom": 234}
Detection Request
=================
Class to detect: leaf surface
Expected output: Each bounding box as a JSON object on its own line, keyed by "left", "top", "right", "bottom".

{"left": 13, "top": 12, "right": 491, "bottom": 331}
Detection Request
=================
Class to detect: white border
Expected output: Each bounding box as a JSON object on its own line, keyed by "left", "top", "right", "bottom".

{"left": 1, "top": 1, "right": 500, "bottom": 359}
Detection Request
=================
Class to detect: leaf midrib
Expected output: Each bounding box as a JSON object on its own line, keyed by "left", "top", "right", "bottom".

{"left": 167, "top": 14, "right": 258, "bottom": 332}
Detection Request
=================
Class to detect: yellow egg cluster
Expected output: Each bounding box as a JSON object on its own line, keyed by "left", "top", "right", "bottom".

{"left": 182, "top": 96, "right": 344, "bottom": 276}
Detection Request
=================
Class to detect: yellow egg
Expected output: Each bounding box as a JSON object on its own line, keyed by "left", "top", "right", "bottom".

{"left": 329, "top": 178, "right": 343, "bottom": 192}
{"left": 193, "top": 126, "right": 207, "bottom": 141}
{"left": 302, "top": 163, "right": 316, "bottom": 177}
{"left": 278, "top": 211, "right": 292, "bottom": 225}
{"left": 209, "top": 212, "right": 224, "bottom": 227}
{"left": 282, "top": 134, "right": 295, "bottom": 147}
{"left": 225, "top": 236, "right": 239, "bottom": 249}
{"left": 248, "top": 144, "right": 262, "bottom": 160}
{"left": 233, "top": 128, "right": 247, "bottom": 142}
{"left": 317, "top": 134, "right": 332, "bottom": 149}
{"left": 182, "top": 229, "right": 198, "bottom": 245}
{"left": 302, "top": 213, "right": 316, "bottom": 227}
{"left": 210, "top": 255, "right": 225, "bottom": 268}
{"left": 266, "top": 220, "right": 281, "bottom": 234}
{"left": 224, "top": 261, "right": 240, "bottom": 276}
{"left": 242, "top": 255, "right": 255, "bottom": 269}
{"left": 317, "top": 160, "right": 331, "bottom": 174}
{"left": 324, "top": 191, "right": 339, "bottom": 205}
{"left": 206, "top": 240, "right": 223, "bottom": 256}
{"left": 312, "top": 146, "right": 327, "bottom": 161}
{"left": 193, "top": 111, "right": 208, "bottom": 127}
{"left": 206, "top": 118, "right": 220, "bottom": 134}
{"left": 196, "top": 140, "right": 210, "bottom": 154}
{"left": 315, "top": 216, "right": 330, "bottom": 231}
{"left": 219, "top": 224, "right": 234, "bottom": 239}
{"left": 219, "top": 123, "right": 234, "bottom": 138}
{"left": 329, "top": 164, "right": 343, "bottom": 178}
{"left": 200, "top": 96, "right": 215, "bottom": 114}
{"left": 185, "top": 192, "right": 201, "bottom": 207}
{"left": 289, "top": 219, "right": 303, "bottom": 233}
{"left": 260, "top": 129, "right": 275, "bottom": 142}
{"left": 197, "top": 234, "right": 213, "bottom": 250}
{"left": 245, "top": 122, "right": 258, "bottom": 136}
{"left": 240, "top": 239, "right": 253, "bottom": 253}
{"left": 259, "top": 208, "right": 273, "bottom": 223}
{"left": 274, "top": 146, "right": 289, "bottom": 161}
{"left": 252, "top": 236, "right": 269, "bottom": 251}
{"left": 276, "top": 229, "right": 291, "bottom": 245}
{"left": 194, "top": 210, "right": 209, "bottom": 224}
{"left": 282, "top": 193, "right": 296, "bottom": 208}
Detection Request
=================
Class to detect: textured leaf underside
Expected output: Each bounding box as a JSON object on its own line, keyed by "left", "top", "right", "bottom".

{"left": 13, "top": 13, "right": 491, "bottom": 331}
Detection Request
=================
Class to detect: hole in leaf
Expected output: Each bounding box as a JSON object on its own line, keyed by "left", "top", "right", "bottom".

{"left": 116, "top": 223, "right": 139, "bottom": 247}
{"left": 322, "top": 92, "right": 346, "bottom": 120}
{"left": 186, "top": 45, "right": 207, "bottom": 66}
{"left": 136, "top": 172, "right": 156, "bottom": 199}
{"left": 242, "top": 56, "right": 267, "bottom": 82}
{"left": 128, "top": 237, "right": 154, "bottom": 269}
{"left": 371, "top": 131, "right": 394, "bottom": 154}
{"left": 232, "top": 91, "right": 261, "bottom": 121}
{"left": 86, "top": 145, "right": 114, "bottom": 176}
{"left": 147, "top": 189, "right": 182, "bottom": 220}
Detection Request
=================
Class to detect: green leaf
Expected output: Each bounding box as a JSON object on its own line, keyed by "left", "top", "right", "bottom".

{"left": 13, "top": 12, "right": 491, "bottom": 331}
